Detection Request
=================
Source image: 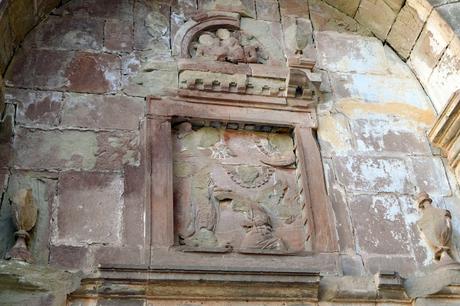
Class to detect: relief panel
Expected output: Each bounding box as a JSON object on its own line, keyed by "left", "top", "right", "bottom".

{"left": 173, "top": 122, "right": 311, "bottom": 255}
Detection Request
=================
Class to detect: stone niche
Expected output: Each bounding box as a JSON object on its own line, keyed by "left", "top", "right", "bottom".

{"left": 173, "top": 121, "right": 311, "bottom": 255}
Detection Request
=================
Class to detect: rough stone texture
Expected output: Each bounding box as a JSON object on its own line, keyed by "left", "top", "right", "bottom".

{"left": 14, "top": 128, "right": 139, "bottom": 171}
{"left": 355, "top": 0, "right": 399, "bottom": 40}
{"left": 256, "top": 0, "right": 280, "bottom": 22}
{"left": 134, "top": 0, "right": 170, "bottom": 52}
{"left": 324, "top": 0, "right": 361, "bottom": 17}
{"left": 5, "top": 50, "right": 121, "bottom": 94}
{"left": 5, "top": 88, "right": 63, "bottom": 127}
{"left": 426, "top": 37, "right": 460, "bottom": 113}
{"left": 333, "top": 156, "right": 413, "bottom": 193}
{"left": 279, "top": 0, "right": 309, "bottom": 18}
{"left": 54, "top": 0, "right": 133, "bottom": 20}
{"left": 199, "top": 0, "right": 256, "bottom": 18}
{"left": 25, "top": 16, "right": 104, "bottom": 51}
{"left": 53, "top": 171, "right": 124, "bottom": 246}
{"left": 409, "top": 9, "right": 455, "bottom": 85}
{"left": 104, "top": 19, "right": 133, "bottom": 53}
{"left": 387, "top": 0, "right": 432, "bottom": 59}
{"left": 309, "top": 0, "right": 372, "bottom": 36}
{"left": 61, "top": 94, "right": 144, "bottom": 130}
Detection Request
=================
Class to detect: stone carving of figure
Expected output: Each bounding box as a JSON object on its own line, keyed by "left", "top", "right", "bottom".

{"left": 192, "top": 28, "right": 259, "bottom": 64}
{"left": 415, "top": 191, "right": 454, "bottom": 261}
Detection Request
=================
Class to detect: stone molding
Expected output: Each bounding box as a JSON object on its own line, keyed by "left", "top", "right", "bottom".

{"left": 429, "top": 90, "right": 460, "bottom": 181}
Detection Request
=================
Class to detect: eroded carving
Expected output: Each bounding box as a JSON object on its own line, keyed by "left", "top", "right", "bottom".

{"left": 415, "top": 191, "right": 454, "bottom": 261}
{"left": 190, "top": 28, "right": 266, "bottom": 64}
{"left": 173, "top": 123, "right": 308, "bottom": 254}
{"left": 5, "top": 189, "right": 37, "bottom": 263}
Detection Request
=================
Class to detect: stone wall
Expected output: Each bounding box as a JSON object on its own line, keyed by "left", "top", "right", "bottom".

{"left": 0, "top": 0, "right": 460, "bottom": 305}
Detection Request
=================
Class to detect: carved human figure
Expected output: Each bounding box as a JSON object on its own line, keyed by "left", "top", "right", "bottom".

{"left": 415, "top": 191, "right": 454, "bottom": 261}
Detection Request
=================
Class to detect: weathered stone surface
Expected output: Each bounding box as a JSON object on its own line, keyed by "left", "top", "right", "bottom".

{"left": 54, "top": 0, "right": 133, "bottom": 20}
{"left": 316, "top": 32, "right": 388, "bottom": 74}
{"left": 49, "top": 245, "right": 88, "bottom": 269}
{"left": 355, "top": 0, "right": 398, "bottom": 40}
{"left": 387, "top": 0, "right": 432, "bottom": 59}
{"left": 350, "top": 118, "right": 433, "bottom": 154}
{"left": 426, "top": 37, "right": 460, "bottom": 112}
{"left": 324, "top": 0, "right": 361, "bottom": 17}
{"left": 409, "top": 9, "right": 455, "bottom": 84}
{"left": 317, "top": 113, "right": 353, "bottom": 156}
{"left": 0, "top": 8, "right": 14, "bottom": 74}
{"left": 282, "top": 16, "right": 313, "bottom": 56}
{"left": 5, "top": 50, "right": 121, "bottom": 94}
{"left": 333, "top": 156, "right": 412, "bottom": 193}
{"left": 0, "top": 74, "right": 4, "bottom": 116}
{"left": 240, "top": 18, "right": 285, "bottom": 65}
{"left": 309, "top": 0, "right": 372, "bottom": 36}
{"left": 340, "top": 255, "right": 365, "bottom": 276}
{"left": 122, "top": 54, "right": 178, "bottom": 97}
{"left": 25, "top": 16, "right": 104, "bottom": 51}
{"left": 437, "top": 2, "right": 460, "bottom": 36}
{"left": 61, "top": 93, "right": 144, "bottom": 130}
{"left": 170, "top": 0, "right": 197, "bottom": 41}
{"left": 36, "top": 0, "right": 61, "bottom": 19}
{"left": 14, "top": 128, "right": 139, "bottom": 171}
{"left": 5, "top": 88, "right": 63, "bottom": 126}
{"left": 8, "top": 0, "right": 36, "bottom": 44}
{"left": 348, "top": 194, "right": 412, "bottom": 255}
{"left": 97, "top": 299, "right": 144, "bottom": 306}
{"left": 66, "top": 52, "right": 121, "bottom": 94}
{"left": 200, "top": 0, "right": 256, "bottom": 18}
{"left": 364, "top": 255, "right": 416, "bottom": 277}
{"left": 256, "top": 0, "right": 280, "bottom": 22}
{"left": 104, "top": 19, "right": 133, "bottom": 52}
{"left": 323, "top": 160, "right": 355, "bottom": 252}
{"left": 54, "top": 171, "right": 124, "bottom": 246}
{"left": 279, "top": 0, "right": 309, "bottom": 18}
{"left": 134, "top": 0, "right": 170, "bottom": 52}
{"left": 410, "top": 157, "right": 451, "bottom": 196}
{"left": 384, "top": 45, "right": 416, "bottom": 78}
{"left": 330, "top": 73, "right": 433, "bottom": 110}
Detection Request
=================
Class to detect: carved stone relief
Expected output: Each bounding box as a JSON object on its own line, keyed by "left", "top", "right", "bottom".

{"left": 189, "top": 28, "right": 267, "bottom": 64}
{"left": 173, "top": 122, "right": 310, "bottom": 254}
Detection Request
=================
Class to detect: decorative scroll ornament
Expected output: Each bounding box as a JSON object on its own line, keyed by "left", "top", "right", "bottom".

{"left": 5, "top": 189, "right": 37, "bottom": 263}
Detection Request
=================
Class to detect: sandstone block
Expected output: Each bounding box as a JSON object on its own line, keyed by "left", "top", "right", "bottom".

{"left": 426, "top": 37, "right": 460, "bottom": 112}
{"left": 355, "top": 0, "right": 398, "bottom": 40}
{"left": 409, "top": 9, "right": 455, "bottom": 85}
{"left": 279, "top": 0, "right": 309, "bottom": 18}
{"left": 0, "top": 9, "right": 14, "bottom": 74}
{"left": 282, "top": 16, "right": 313, "bottom": 56}
{"left": 348, "top": 194, "right": 412, "bottom": 255}
{"left": 316, "top": 32, "right": 388, "bottom": 74}
{"left": 54, "top": 0, "right": 133, "bottom": 20}
{"left": 350, "top": 118, "right": 433, "bottom": 154}
{"left": 8, "top": 0, "right": 36, "bottom": 45}
{"left": 333, "top": 156, "right": 413, "bottom": 193}
{"left": 49, "top": 245, "right": 88, "bottom": 269}
{"left": 66, "top": 52, "right": 121, "bottom": 94}
{"left": 36, "top": 0, "right": 61, "bottom": 19}
{"left": 256, "top": 0, "right": 280, "bottom": 22}
{"left": 387, "top": 0, "right": 432, "bottom": 59}
{"left": 54, "top": 171, "right": 124, "bottom": 246}
{"left": 324, "top": 0, "right": 361, "bottom": 17}
{"left": 329, "top": 73, "right": 432, "bottom": 111}
{"left": 170, "top": 0, "right": 197, "bottom": 41}
{"left": 309, "top": 0, "right": 372, "bottom": 36}
{"left": 317, "top": 113, "right": 353, "bottom": 157}
{"left": 5, "top": 88, "right": 63, "bottom": 126}
{"left": 14, "top": 128, "right": 139, "bottom": 171}
{"left": 410, "top": 156, "right": 451, "bottom": 196}
{"left": 437, "top": 2, "right": 460, "bottom": 36}
{"left": 6, "top": 50, "right": 121, "bottom": 94}
{"left": 104, "top": 19, "right": 133, "bottom": 52}
{"left": 25, "top": 16, "right": 104, "bottom": 51}
{"left": 134, "top": 0, "right": 170, "bottom": 52}
{"left": 199, "top": 0, "right": 256, "bottom": 18}
{"left": 364, "top": 255, "right": 416, "bottom": 277}
{"left": 340, "top": 255, "right": 365, "bottom": 276}
{"left": 61, "top": 93, "right": 144, "bottom": 130}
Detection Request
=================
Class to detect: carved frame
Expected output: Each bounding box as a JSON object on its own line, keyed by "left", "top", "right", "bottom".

{"left": 146, "top": 94, "right": 338, "bottom": 270}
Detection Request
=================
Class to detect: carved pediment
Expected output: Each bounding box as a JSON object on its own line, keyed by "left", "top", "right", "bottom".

{"left": 173, "top": 11, "right": 322, "bottom": 107}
